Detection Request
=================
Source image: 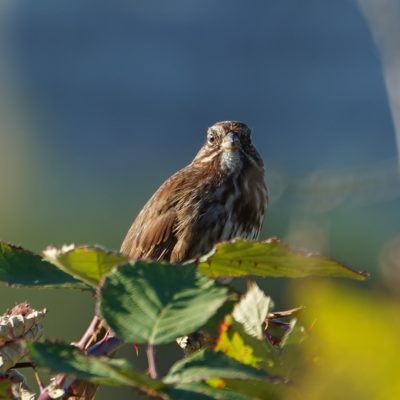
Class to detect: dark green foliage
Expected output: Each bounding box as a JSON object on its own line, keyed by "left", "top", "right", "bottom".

{"left": 99, "top": 262, "right": 228, "bottom": 344}
{"left": 164, "top": 350, "right": 272, "bottom": 384}
{"left": 0, "top": 238, "right": 369, "bottom": 399}
{"left": 0, "top": 241, "right": 85, "bottom": 288}
{"left": 29, "top": 342, "right": 164, "bottom": 391}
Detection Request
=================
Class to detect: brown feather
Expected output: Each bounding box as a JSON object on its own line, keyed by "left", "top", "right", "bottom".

{"left": 121, "top": 121, "right": 268, "bottom": 264}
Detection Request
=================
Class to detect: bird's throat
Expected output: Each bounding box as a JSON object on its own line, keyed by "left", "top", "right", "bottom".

{"left": 220, "top": 149, "right": 243, "bottom": 173}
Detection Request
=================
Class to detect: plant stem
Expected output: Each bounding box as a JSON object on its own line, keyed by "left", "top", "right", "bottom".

{"left": 146, "top": 344, "right": 157, "bottom": 379}
{"left": 75, "top": 315, "right": 102, "bottom": 350}
{"left": 33, "top": 368, "right": 45, "bottom": 391}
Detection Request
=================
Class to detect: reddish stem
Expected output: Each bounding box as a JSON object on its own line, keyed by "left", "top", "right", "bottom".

{"left": 75, "top": 315, "right": 102, "bottom": 350}
{"left": 146, "top": 344, "right": 157, "bottom": 379}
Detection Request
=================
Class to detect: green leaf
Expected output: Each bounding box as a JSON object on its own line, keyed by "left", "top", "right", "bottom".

{"left": 168, "top": 383, "right": 251, "bottom": 400}
{"left": 28, "top": 341, "right": 164, "bottom": 393}
{"left": 164, "top": 350, "right": 273, "bottom": 384}
{"left": 166, "top": 388, "right": 215, "bottom": 400}
{"left": 215, "top": 320, "right": 263, "bottom": 368}
{"left": 100, "top": 262, "right": 227, "bottom": 345}
{"left": 215, "top": 317, "right": 275, "bottom": 372}
{"left": 0, "top": 241, "right": 84, "bottom": 288}
{"left": 201, "top": 295, "right": 238, "bottom": 337}
{"left": 223, "top": 379, "right": 282, "bottom": 400}
{"left": 232, "top": 282, "right": 271, "bottom": 340}
{"left": 214, "top": 315, "right": 271, "bottom": 368}
{"left": 43, "top": 245, "right": 128, "bottom": 287}
{"left": 198, "top": 238, "right": 369, "bottom": 280}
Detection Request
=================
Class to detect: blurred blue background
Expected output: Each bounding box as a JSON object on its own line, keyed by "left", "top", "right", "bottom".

{"left": 1, "top": 1, "right": 399, "bottom": 398}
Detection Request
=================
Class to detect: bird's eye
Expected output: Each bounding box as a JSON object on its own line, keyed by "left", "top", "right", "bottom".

{"left": 207, "top": 134, "right": 216, "bottom": 145}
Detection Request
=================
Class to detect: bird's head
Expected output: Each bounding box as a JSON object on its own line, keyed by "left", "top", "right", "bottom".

{"left": 193, "top": 121, "right": 263, "bottom": 173}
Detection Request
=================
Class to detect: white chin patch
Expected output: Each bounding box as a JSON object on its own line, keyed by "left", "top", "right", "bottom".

{"left": 221, "top": 149, "right": 243, "bottom": 172}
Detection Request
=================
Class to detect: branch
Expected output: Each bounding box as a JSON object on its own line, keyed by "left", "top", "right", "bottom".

{"left": 74, "top": 315, "right": 102, "bottom": 350}
{"left": 146, "top": 344, "right": 157, "bottom": 379}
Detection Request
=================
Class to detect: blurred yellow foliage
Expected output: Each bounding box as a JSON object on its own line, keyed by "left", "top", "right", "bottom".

{"left": 288, "top": 283, "right": 400, "bottom": 400}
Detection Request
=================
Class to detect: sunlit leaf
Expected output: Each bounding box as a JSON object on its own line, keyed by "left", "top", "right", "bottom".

{"left": 43, "top": 245, "right": 128, "bottom": 287}
{"left": 29, "top": 341, "right": 165, "bottom": 394}
{"left": 198, "top": 238, "right": 369, "bottom": 280}
{"left": 232, "top": 282, "right": 271, "bottom": 339}
{"left": 215, "top": 318, "right": 263, "bottom": 368}
{"left": 215, "top": 316, "right": 275, "bottom": 372}
{"left": 0, "top": 241, "right": 84, "bottom": 288}
{"left": 164, "top": 350, "right": 273, "bottom": 384}
{"left": 100, "top": 262, "right": 227, "bottom": 345}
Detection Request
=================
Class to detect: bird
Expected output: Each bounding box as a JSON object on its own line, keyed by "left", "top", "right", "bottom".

{"left": 121, "top": 120, "right": 268, "bottom": 264}
{"left": 67, "top": 121, "right": 267, "bottom": 398}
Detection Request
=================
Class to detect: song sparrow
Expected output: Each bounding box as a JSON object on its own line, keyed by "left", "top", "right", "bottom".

{"left": 121, "top": 120, "right": 268, "bottom": 263}
{"left": 67, "top": 121, "right": 267, "bottom": 398}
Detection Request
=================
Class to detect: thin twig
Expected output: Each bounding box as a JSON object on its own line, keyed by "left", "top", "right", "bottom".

{"left": 33, "top": 367, "right": 45, "bottom": 391}
{"left": 146, "top": 344, "right": 157, "bottom": 379}
{"left": 74, "top": 315, "right": 102, "bottom": 351}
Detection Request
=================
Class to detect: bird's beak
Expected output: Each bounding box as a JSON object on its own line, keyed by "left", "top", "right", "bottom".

{"left": 222, "top": 132, "right": 240, "bottom": 151}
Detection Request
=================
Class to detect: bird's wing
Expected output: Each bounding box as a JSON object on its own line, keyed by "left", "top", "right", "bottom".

{"left": 120, "top": 207, "right": 178, "bottom": 262}
{"left": 120, "top": 168, "right": 190, "bottom": 262}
